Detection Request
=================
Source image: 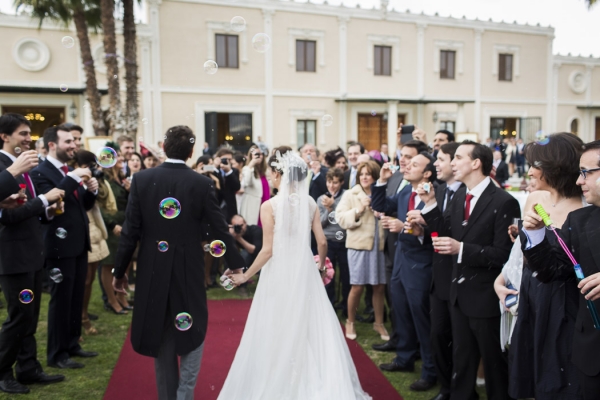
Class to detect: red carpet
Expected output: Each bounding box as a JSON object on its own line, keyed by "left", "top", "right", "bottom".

{"left": 104, "top": 299, "right": 402, "bottom": 400}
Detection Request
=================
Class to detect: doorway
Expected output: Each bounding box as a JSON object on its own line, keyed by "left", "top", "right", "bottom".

{"left": 205, "top": 112, "right": 253, "bottom": 154}
{"left": 596, "top": 117, "right": 600, "bottom": 140}
{"left": 358, "top": 113, "right": 405, "bottom": 152}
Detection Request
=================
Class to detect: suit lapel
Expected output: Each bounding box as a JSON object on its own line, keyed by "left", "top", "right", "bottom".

{"left": 436, "top": 182, "right": 447, "bottom": 211}
{"left": 460, "top": 182, "right": 495, "bottom": 240}
{"left": 0, "top": 153, "right": 31, "bottom": 194}
{"left": 452, "top": 186, "right": 467, "bottom": 237}
{"left": 397, "top": 185, "right": 412, "bottom": 221}
{"left": 583, "top": 208, "right": 600, "bottom": 272}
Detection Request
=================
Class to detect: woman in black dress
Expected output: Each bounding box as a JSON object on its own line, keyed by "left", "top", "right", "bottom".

{"left": 496, "top": 132, "right": 585, "bottom": 399}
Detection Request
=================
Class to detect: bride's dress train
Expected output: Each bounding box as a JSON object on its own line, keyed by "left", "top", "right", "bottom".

{"left": 218, "top": 190, "right": 371, "bottom": 399}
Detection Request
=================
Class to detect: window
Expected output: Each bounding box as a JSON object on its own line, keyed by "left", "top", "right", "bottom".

{"left": 297, "top": 120, "right": 316, "bottom": 147}
{"left": 439, "top": 121, "right": 455, "bottom": 133}
{"left": 296, "top": 40, "right": 316, "bottom": 72}
{"left": 571, "top": 118, "right": 579, "bottom": 135}
{"left": 440, "top": 50, "right": 455, "bottom": 79}
{"left": 499, "top": 54, "right": 513, "bottom": 81}
{"left": 215, "top": 34, "right": 238, "bottom": 68}
{"left": 374, "top": 45, "right": 391, "bottom": 76}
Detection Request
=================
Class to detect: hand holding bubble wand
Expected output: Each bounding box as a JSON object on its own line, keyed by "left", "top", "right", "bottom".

{"left": 534, "top": 204, "right": 600, "bottom": 330}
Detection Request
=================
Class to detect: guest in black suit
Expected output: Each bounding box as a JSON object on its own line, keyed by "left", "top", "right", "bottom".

{"left": 0, "top": 114, "right": 65, "bottom": 394}
{"left": 299, "top": 143, "right": 328, "bottom": 201}
{"left": 492, "top": 150, "right": 509, "bottom": 187}
{"left": 522, "top": 140, "right": 600, "bottom": 400}
{"left": 112, "top": 126, "right": 245, "bottom": 399}
{"left": 343, "top": 142, "right": 365, "bottom": 190}
{"left": 380, "top": 143, "right": 390, "bottom": 163}
{"left": 117, "top": 135, "right": 135, "bottom": 178}
{"left": 0, "top": 149, "right": 40, "bottom": 201}
{"left": 215, "top": 148, "right": 241, "bottom": 223}
{"left": 420, "top": 141, "right": 520, "bottom": 400}
{"left": 31, "top": 125, "right": 99, "bottom": 369}
{"left": 414, "top": 142, "right": 462, "bottom": 400}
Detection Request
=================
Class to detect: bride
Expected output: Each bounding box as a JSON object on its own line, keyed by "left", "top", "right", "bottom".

{"left": 218, "top": 147, "right": 371, "bottom": 400}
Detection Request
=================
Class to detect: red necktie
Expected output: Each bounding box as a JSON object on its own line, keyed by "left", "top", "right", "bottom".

{"left": 60, "top": 165, "right": 79, "bottom": 200}
{"left": 22, "top": 172, "right": 35, "bottom": 197}
{"left": 464, "top": 193, "right": 474, "bottom": 221}
{"left": 408, "top": 191, "right": 417, "bottom": 212}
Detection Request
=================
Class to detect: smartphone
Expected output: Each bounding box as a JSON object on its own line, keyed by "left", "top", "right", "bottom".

{"left": 253, "top": 152, "right": 261, "bottom": 159}
{"left": 401, "top": 124, "right": 415, "bottom": 144}
{"left": 505, "top": 283, "right": 518, "bottom": 308}
{"left": 203, "top": 165, "right": 216, "bottom": 172}
{"left": 324, "top": 192, "right": 332, "bottom": 198}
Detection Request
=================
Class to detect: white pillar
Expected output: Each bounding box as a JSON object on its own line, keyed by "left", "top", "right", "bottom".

{"left": 456, "top": 103, "right": 466, "bottom": 133}
{"left": 147, "top": 0, "right": 163, "bottom": 146}
{"left": 387, "top": 101, "right": 398, "bottom": 156}
{"left": 474, "top": 28, "right": 483, "bottom": 137}
{"left": 416, "top": 23, "right": 426, "bottom": 98}
{"left": 545, "top": 34, "right": 554, "bottom": 134}
{"left": 262, "top": 8, "right": 275, "bottom": 147}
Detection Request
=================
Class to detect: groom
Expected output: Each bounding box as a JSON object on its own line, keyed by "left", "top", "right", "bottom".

{"left": 113, "top": 125, "right": 245, "bottom": 399}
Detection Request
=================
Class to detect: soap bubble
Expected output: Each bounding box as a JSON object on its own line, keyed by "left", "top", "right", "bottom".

{"left": 61, "top": 36, "right": 75, "bottom": 48}
{"left": 230, "top": 16, "right": 246, "bottom": 32}
{"left": 322, "top": 114, "right": 333, "bottom": 127}
{"left": 335, "top": 231, "right": 344, "bottom": 240}
{"left": 113, "top": 75, "right": 118, "bottom": 79}
{"left": 537, "top": 138, "right": 550, "bottom": 145}
{"left": 174, "top": 312, "right": 193, "bottom": 331}
{"left": 458, "top": 277, "right": 465, "bottom": 284}
{"left": 220, "top": 275, "right": 234, "bottom": 291}
{"left": 96, "top": 147, "right": 118, "bottom": 168}
{"left": 203, "top": 244, "right": 210, "bottom": 252}
{"left": 159, "top": 197, "right": 181, "bottom": 219}
{"left": 19, "top": 289, "right": 34, "bottom": 304}
{"left": 142, "top": 118, "right": 148, "bottom": 125}
{"left": 209, "top": 240, "right": 226, "bottom": 257}
{"left": 14, "top": 147, "right": 22, "bottom": 154}
{"left": 55, "top": 227, "right": 67, "bottom": 239}
{"left": 370, "top": 110, "right": 377, "bottom": 116}
{"left": 252, "top": 33, "right": 271, "bottom": 53}
{"left": 204, "top": 60, "right": 218, "bottom": 75}
{"left": 59, "top": 84, "right": 68, "bottom": 92}
{"left": 328, "top": 212, "right": 337, "bottom": 224}
{"left": 190, "top": 138, "right": 195, "bottom": 144}
{"left": 49, "top": 268, "right": 64, "bottom": 283}
{"left": 288, "top": 193, "right": 300, "bottom": 206}
{"left": 158, "top": 241, "right": 169, "bottom": 252}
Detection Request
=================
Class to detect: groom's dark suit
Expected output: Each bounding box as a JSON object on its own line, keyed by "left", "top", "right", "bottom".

{"left": 114, "top": 161, "right": 245, "bottom": 357}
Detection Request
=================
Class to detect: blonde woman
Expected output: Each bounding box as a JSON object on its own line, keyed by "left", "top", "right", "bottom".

{"left": 336, "top": 160, "right": 388, "bottom": 341}
{"left": 239, "top": 146, "right": 269, "bottom": 226}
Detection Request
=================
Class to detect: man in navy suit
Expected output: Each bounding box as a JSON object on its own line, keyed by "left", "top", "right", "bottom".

{"left": 371, "top": 152, "right": 438, "bottom": 392}
{"left": 31, "top": 125, "right": 98, "bottom": 369}
{"left": 0, "top": 114, "right": 65, "bottom": 394}
{"left": 300, "top": 143, "right": 328, "bottom": 201}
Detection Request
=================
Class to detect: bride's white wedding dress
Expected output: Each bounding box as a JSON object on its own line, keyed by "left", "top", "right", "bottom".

{"left": 218, "top": 154, "right": 370, "bottom": 400}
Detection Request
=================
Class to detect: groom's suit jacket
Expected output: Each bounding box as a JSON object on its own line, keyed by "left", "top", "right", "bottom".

{"left": 114, "top": 162, "right": 246, "bottom": 357}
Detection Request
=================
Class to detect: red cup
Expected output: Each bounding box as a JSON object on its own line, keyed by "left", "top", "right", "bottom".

{"left": 17, "top": 184, "right": 26, "bottom": 204}
{"left": 431, "top": 232, "right": 439, "bottom": 252}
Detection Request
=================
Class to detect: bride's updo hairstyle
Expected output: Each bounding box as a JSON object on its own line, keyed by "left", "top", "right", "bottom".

{"left": 269, "top": 146, "right": 308, "bottom": 182}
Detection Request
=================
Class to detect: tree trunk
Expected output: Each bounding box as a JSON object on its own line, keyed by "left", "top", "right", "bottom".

{"left": 123, "top": 0, "right": 139, "bottom": 138}
{"left": 100, "top": 0, "right": 123, "bottom": 138}
{"left": 73, "top": 8, "right": 106, "bottom": 136}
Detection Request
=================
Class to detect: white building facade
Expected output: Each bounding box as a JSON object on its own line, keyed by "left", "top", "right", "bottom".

{"left": 1, "top": 0, "right": 600, "bottom": 157}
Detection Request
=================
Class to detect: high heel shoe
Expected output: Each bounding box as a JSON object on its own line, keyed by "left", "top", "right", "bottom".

{"left": 118, "top": 301, "right": 133, "bottom": 311}
{"left": 104, "top": 303, "right": 128, "bottom": 315}
{"left": 82, "top": 318, "right": 98, "bottom": 335}
{"left": 345, "top": 320, "right": 357, "bottom": 340}
{"left": 373, "top": 323, "right": 390, "bottom": 341}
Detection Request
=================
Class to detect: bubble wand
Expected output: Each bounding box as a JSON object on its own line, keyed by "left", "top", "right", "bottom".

{"left": 534, "top": 204, "right": 600, "bottom": 329}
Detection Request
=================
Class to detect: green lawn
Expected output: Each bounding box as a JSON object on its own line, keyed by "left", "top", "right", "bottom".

{"left": 0, "top": 275, "right": 487, "bottom": 400}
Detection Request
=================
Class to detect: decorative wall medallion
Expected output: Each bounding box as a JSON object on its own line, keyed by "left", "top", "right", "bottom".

{"left": 13, "top": 38, "right": 51, "bottom": 72}
{"left": 568, "top": 70, "right": 587, "bottom": 94}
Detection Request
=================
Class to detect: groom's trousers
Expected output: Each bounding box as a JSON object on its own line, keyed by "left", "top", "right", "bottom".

{"left": 155, "top": 324, "right": 204, "bottom": 400}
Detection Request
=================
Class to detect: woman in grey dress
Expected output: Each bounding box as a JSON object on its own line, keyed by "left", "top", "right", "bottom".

{"left": 336, "top": 160, "right": 387, "bottom": 341}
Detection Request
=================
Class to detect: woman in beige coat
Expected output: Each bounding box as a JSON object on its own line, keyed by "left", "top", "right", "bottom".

{"left": 336, "top": 160, "right": 388, "bottom": 341}
{"left": 239, "top": 145, "right": 269, "bottom": 226}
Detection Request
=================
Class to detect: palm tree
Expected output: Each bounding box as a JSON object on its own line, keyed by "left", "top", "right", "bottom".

{"left": 587, "top": 0, "right": 597, "bottom": 7}
{"left": 99, "top": 0, "right": 124, "bottom": 137}
{"left": 15, "top": 0, "right": 107, "bottom": 136}
{"left": 122, "top": 0, "right": 138, "bottom": 137}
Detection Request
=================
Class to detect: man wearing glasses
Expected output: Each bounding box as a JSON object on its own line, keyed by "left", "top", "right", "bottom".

{"left": 522, "top": 140, "right": 600, "bottom": 400}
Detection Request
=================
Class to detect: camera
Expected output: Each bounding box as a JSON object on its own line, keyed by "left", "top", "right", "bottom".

{"left": 233, "top": 224, "right": 243, "bottom": 234}
{"left": 89, "top": 163, "right": 104, "bottom": 180}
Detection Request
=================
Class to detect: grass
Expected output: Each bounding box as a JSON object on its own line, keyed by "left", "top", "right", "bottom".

{"left": 0, "top": 274, "right": 487, "bottom": 400}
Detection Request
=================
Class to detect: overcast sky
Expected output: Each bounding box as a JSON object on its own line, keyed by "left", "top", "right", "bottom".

{"left": 1, "top": 0, "right": 598, "bottom": 57}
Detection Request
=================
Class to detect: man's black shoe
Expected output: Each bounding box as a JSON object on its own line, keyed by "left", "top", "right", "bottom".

{"left": 372, "top": 341, "right": 397, "bottom": 352}
{"left": 410, "top": 378, "right": 436, "bottom": 391}
{"left": 356, "top": 313, "right": 375, "bottom": 323}
{"left": 0, "top": 377, "right": 30, "bottom": 394}
{"left": 88, "top": 313, "right": 99, "bottom": 321}
{"left": 379, "top": 361, "right": 414, "bottom": 372}
{"left": 49, "top": 358, "right": 84, "bottom": 369}
{"left": 363, "top": 306, "right": 374, "bottom": 315}
{"left": 430, "top": 393, "right": 450, "bottom": 400}
{"left": 70, "top": 349, "right": 98, "bottom": 358}
{"left": 18, "top": 372, "right": 65, "bottom": 385}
